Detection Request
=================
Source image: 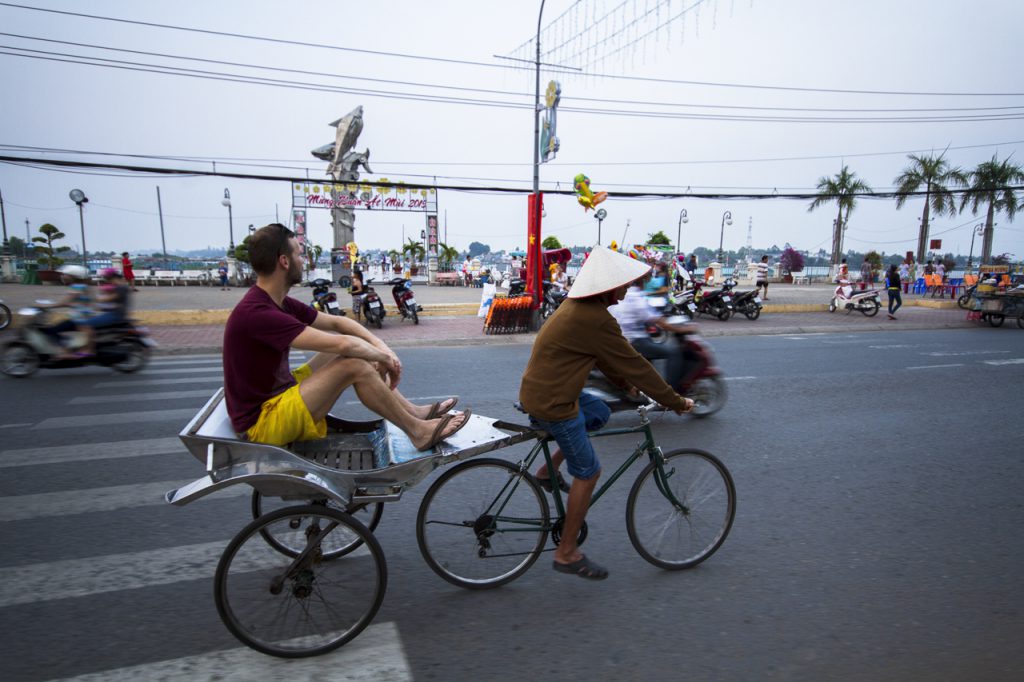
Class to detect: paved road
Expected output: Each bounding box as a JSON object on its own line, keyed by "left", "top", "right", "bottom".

{"left": 1, "top": 328, "right": 1021, "bottom": 680}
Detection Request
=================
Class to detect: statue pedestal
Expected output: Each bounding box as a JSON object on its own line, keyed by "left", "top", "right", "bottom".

{"left": 226, "top": 256, "right": 238, "bottom": 286}
{"left": 708, "top": 261, "right": 723, "bottom": 285}
{"left": 1, "top": 254, "right": 16, "bottom": 283}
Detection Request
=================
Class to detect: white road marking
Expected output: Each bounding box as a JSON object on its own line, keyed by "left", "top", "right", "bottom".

{"left": 33, "top": 409, "right": 198, "bottom": 430}
{"left": 93, "top": 376, "right": 224, "bottom": 388}
{"left": 0, "top": 437, "right": 183, "bottom": 468}
{"left": 48, "top": 621, "right": 411, "bottom": 682}
{"left": 0, "top": 422, "right": 34, "bottom": 429}
{"left": 0, "top": 480, "right": 248, "bottom": 522}
{"left": 130, "top": 367, "right": 224, "bottom": 375}
{"left": 723, "top": 376, "right": 757, "bottom": 381}
{"left": 906, "top": 363, "right": 965, "bottom": 370}
{"left": 925, "top": 350, "right": 1010, "bottom": 357}
{"left": 69, "top": 389, "right": 215, "bottom": 404}
{"left": 0, "top": 539, "right": 369, "bottom": 607}
{"left": 982, "top": 358, "right": 1024, "bottom": 366}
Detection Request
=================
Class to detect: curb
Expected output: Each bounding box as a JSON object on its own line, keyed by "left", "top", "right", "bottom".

{"left": 135, "top": 303, "right": 480, "bottom": 326}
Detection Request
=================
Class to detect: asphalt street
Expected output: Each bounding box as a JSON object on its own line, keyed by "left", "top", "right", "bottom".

{"left": 0, "top": 328, "right": 1022, "bottom": 681}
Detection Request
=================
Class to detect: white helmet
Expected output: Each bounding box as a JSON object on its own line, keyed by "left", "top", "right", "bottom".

{"left": 58, "top": 264, "right": 89, "bottom": 280}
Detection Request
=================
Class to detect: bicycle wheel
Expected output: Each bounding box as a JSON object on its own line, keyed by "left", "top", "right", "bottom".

{"left": 416, "top": 457, "right": 550, "bottom": 589}
{"left": 251, "top": 490, "right": 384, "bottom": 560}
{"left": 215, "top": 505, "right": 386, "bottom": 658}
{"left": 0, "top": 303, "right": 11, "bottom": 331}
{"left": 626, "top": 449, "right": 735, "bottom": 570}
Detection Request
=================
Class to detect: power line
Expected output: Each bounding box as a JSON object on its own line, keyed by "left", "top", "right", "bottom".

{"left": 3, "top": 1, "right": 1022, "bottom": 97}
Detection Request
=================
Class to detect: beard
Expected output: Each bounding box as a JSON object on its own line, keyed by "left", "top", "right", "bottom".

{"left": 287, "top": 257, "right": 303, "bottom": 286}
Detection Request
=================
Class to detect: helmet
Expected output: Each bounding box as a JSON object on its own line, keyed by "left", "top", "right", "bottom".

{"left": 58, "top": 264, "right": 89, "bottom": 280}
{"left": 99, "top": 268, "right": 119, "bottom": 279}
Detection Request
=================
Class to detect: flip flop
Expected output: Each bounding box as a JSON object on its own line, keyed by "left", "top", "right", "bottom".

{"left": 552, "top": 554, "right": 608, "bottom": 581}
{"left": 425, "top": 397, "right": 459, "bottom": 420}
{"left": 418, "top": 409, "right": 472, "bottom": 451}
{"left": 535, "top": 471, "right": 571, "bottom": 493}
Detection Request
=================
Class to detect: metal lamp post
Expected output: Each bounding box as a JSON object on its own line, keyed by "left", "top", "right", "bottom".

{"left": 676, "top": 208, "right": 688, "bottom": 255}
{"left": 967, "top": 223, "right": 985, "bottom": 270}
{"left": 717, "top": 210, "right": 732, "bottom": 262}
{"left": 595, "top": 208, "right": 607, "bottom": 245}
{"left": 69, "top": 189, "right": 89, "bottom": 269}
{"left": 221, "top": 189, "right": 235, "bottom": 253}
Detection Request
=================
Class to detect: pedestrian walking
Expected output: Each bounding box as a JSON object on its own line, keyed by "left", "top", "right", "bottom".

{"left": 885, "top": 264, "right": 902, "bottom": 320}
{"left": 755, "top": 255, "right": 770, "bottom": 300}
{"left": 860, "top": 259, "right": 872, "bottom": 290}
{"left": 121, "top": 252, "right": 138, "bottom": 291}
{"left": 218, "top": 261, "right": 230, "bottom": 290}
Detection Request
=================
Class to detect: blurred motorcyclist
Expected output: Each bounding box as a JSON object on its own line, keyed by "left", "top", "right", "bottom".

{"left": 42, "top": 264, "right": 95, "bottom": 359}
{"left": 79, "top": 268, "right": 131, "bottom": 355}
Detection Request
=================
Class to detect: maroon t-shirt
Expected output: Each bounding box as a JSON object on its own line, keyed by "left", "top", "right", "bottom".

{"left": 223, "top": 286, "right": 317, "bottom": 433}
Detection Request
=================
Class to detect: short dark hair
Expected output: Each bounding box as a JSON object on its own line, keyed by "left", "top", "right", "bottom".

{"left": 249, "top": 223, "right": 295, "bottom": 275}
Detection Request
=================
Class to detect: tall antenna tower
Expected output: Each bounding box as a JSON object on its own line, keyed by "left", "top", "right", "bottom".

{"left": 746, "top": 217, "right": 753, "bottom": 257}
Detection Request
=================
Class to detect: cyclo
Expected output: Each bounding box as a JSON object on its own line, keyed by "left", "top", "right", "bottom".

{"left": 169, "top": 388, "right": 736, "bottom": 658}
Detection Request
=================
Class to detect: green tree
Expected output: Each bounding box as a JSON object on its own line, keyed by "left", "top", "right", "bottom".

{"left": 863, "top": 250, "right": 883, "bottom": 281}
{"left": 437, "top": 242, "right": 460, "bottom": 267}
{"left": 646, "top": 230, "right": 671, "bottom": 245}
{"left": 31, "top": 223, "right": 72, "bottom": 270}
{"left": 466, "top": 241, "right": 490, "bottom": 258}
{"left": 305, "top": 242, "right": 324, "bottom": 273}
{"left": 7, "top": 235, "right": 27, "bottom": 257}
{"left": 388, "top": 249, "right": 401, "bottom": 270}
{"left": 233, "top": 235, "right": 252, "bottom": 265}
{"left": 960, "top": 154, "right": 1024, "bottom": 264}
{"left": 541, "top": 236, "right": 562, "bottom": 249}
{"left": 808, "top": 165, "right": 872, "bottom": 266}
{"left": 401, "top": 238, "right": 425, "bottom": 265}
{"left": 779, "top": 247, "right": 804, "bottom": 274}
{"left": 893, "top": 152, "right": 966, "bottom": 264}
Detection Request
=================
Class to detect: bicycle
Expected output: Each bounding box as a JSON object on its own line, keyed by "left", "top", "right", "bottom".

{"left": 416, "top": 399, "right": 737, "bottom": 589}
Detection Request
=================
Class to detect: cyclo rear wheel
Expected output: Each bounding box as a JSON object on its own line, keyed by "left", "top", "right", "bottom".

{"left": 416, "top": 458, "right": 550, "bottom": 589}
{"left": 251, "top": 491, "right": 384, "bottom": 559}
{"left": 215, "top": 505, "right": 386, "bottom": 658}
{"left": 626, "top": 449, "right": 736, "bottom": 570}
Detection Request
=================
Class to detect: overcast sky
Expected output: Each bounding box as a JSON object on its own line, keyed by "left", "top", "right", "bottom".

{"left": 1, "top": 0, "right": 1023, "bottom": 261}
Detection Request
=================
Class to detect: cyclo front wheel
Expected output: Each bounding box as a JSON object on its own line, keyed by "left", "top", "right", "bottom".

{"left": 626, "top": 449, "right": 736, "bottom": 570}
{"left": 416, "top": 457, "right": 550, "bottom": 589}
{"left": 215, "top": 505, "right": 387, "bottom": 658}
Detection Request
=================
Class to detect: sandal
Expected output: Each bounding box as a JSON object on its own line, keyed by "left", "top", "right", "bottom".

{"left": 417, "top": 409, "right": 472, "bottom": 451}
{"left": 535, "top": 471, "right": 571, "bottom": 493}
{"left": 425, "top": 397, "right": 459, "bottom": 420}
{"left": 552, "top": 554, "right": 608, "bottom": 581}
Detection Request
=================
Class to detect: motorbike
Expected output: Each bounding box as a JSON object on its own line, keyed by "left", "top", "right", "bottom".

{"left": 729, "top": 281, "right": 764, "bottom": 320}
{"left": 308, "top": 278, "right": 344, "bottom": 317}
{"left": 829, "top": 279, "right": 881, "bottom": 316}
{"left": 957, "top": 282, "right": 978, "bottom": 309}
{"left": 390, "top": 276, "right": 422, "bottom": 324}
{"left": 540, "top": 281, "right": 568, "bottom": 319}
{"left": 587, "top": 317, "right": 727, "bottom": 418}
{"left": 1, "top": 303, "right": 155, "bottom": 378}
{"left": 691, "top": 279, "right": 735, "bottom": 321}
{"left": 0, "top": 298, "right": 11, "bottom": 331}
{"left": 360, "top": 279, "right": 387, "bottom": 329}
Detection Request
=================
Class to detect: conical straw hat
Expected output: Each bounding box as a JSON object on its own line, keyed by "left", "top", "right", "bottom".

{"left": 568, "top": 246, "right": 652, "bottom": 299}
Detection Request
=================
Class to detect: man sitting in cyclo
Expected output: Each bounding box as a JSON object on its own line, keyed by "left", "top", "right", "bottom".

{"left": 519, "top": 246, "right": 694, "bottom": 581}
{"left": 223, "top": 223, "right": 470, "bottom": 450}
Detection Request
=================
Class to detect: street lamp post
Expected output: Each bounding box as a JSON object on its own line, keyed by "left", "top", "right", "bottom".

{"left": 69, "top": 189, "right": 89, "bottom": 270}
{"left": 221, "top": 189, "right": 235, "bottom": 253}
{"left": 676, "top": 208, "right": 688, "bottom": 255}
{"left": 717, "top": 210, "right": 732, "bottom": 263}
{"left": 967, "top": 223, "right": 985, "bottom": 270}
{"left": 595, "top": 208, "right": 607, "bottom": 245}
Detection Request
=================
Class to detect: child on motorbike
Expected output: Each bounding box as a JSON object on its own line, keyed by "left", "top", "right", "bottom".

{"left": 43, "top": 264, "right": 96, "bottom": 359}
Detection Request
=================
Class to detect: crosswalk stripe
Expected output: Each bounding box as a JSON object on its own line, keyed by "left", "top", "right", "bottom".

{"left": 93, "top": 376, "right": 224, "bottom": 388}
{"left": 0, "top": 437, "right": 183, "bottom": 468}
{"left": 48, "top": 621, "right": 411, "bottom": 681}
{"left": 0, "top": 479, "right": 248, "bottom": 522}
{"left": 0, "top": 538, "right": 368, "bottom": 607}
{"left": 68, "top": 389, "right": 215, "bottom": 404}
{"left": 134, "top": 367, "right": 224, "bottom": 375}
{"left": 148, "top": 357, "right": 223, "bottom": 366}
{"left": 33, "top": 409, "right": 198, "bottom": 430}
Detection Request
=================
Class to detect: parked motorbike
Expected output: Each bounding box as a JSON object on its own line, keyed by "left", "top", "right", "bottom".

{"left": 587, "top": 318, "right": 727, "bottom": 418}
{"left": 308, "top": 278, "right": 344, "bottom": 317}
{"left": 957, "top": 282, "right": 977, "bottom": 309}
{"left": 1, "top": 303, "right": 155, "bottom": 378}
{"left": 691, "top": 279, "right": 735, "bottom": 321}
{"left": 540, "top": 281, "right": 568, "bottom": 319}
{"left": 390, "top": 277, "right": 422, "bottom": 324}
{"left": 730, "top": 282, "right": 764, "bottom": 320}
{"left": 360, "top": 279, "right": 386, "bottom": 329}
{"left": 829, "top": 279, "right": 881, "bottom": 316}
{"left": 0, "top": 299, "right": 11, "bottom": 331}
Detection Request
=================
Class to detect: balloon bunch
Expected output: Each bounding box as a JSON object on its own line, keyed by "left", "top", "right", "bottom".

{"left": 573, "top": 173, "right": 607, "bottom": 212}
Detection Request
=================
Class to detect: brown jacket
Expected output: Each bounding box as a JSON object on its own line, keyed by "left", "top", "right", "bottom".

{"left": 519, "top": 297, "right": 688, "bottom": 421}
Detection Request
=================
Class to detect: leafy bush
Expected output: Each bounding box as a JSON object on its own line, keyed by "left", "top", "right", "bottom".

{"left": 779, "top": 247, "right": 804, "bottom": 274}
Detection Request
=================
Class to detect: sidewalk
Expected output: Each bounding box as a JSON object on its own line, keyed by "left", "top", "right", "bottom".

{"left": 0, "top": 281, "right": 982, "bottom": 355}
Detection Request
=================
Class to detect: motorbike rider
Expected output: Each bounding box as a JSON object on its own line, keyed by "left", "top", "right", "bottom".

{"left": 41, "top": 264, "right": 96, "bottom": 359}
{"left": 349, "top": 268, "right": 366, "bottom": 323}
{"left": 610, "top": 273, "right": 700, "bottom": 391}
{"left": 79, "top": 268, "right": 132, "bottom": 355}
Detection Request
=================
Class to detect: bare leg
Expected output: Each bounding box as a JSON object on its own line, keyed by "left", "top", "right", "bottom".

{"left": 553, "top": 471, "right": 600, "bottom": 565}
{"left": 535, "top": 449, "right": 565, "bottom": 480}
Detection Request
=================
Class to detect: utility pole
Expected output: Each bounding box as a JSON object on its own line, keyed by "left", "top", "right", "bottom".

{"left": 156, "top": 186, "right": 168, "bottom": 268}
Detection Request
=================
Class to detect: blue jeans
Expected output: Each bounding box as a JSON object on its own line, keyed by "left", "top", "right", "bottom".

{"left": 529, "top": 392, "right": 611, "bottom": 480}
{"left": 887, "top": 289, "right": 902, "bottom": 314}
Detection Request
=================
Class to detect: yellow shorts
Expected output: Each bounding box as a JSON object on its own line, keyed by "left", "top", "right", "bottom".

{"left": 245, "top": 364, "right": 327, "bottom": 446}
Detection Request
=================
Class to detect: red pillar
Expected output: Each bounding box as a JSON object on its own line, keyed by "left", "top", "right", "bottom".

{"left": 526, "top": 192, "right": 544, "bottom": 309}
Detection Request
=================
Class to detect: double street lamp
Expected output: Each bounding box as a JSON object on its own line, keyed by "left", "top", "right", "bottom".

{"left": 221, "top": 188, "right": 235, "bottom": 253}
{"left": 717, "top": 210, "right": 732, "bottom": 263}
{"left": 676, "top": 208, "right": 688, "bottom": 255}
{"left": 69, "top": 189, "right": 89, "bottom": 269}
{"left": 967, "top": 222, "right": 985, "bottom": 270}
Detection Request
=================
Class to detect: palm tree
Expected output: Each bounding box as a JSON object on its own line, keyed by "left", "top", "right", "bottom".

{"left": 960, "top": 154, "right": 1024, "bottom": 265}
{"left": 808, "top": 165, "right": 872, "bottom": 266}
{"left": 401, "top": 238, "right": 425, "bottom": 266}
{"left": 893, "top": 152, "right": 966, "bottom": 264}
{"left": 437, "top": 242, "right": 459, "bottom": 270}
{"left": 304, "top": 242, "right": 324, "bottom": 274}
